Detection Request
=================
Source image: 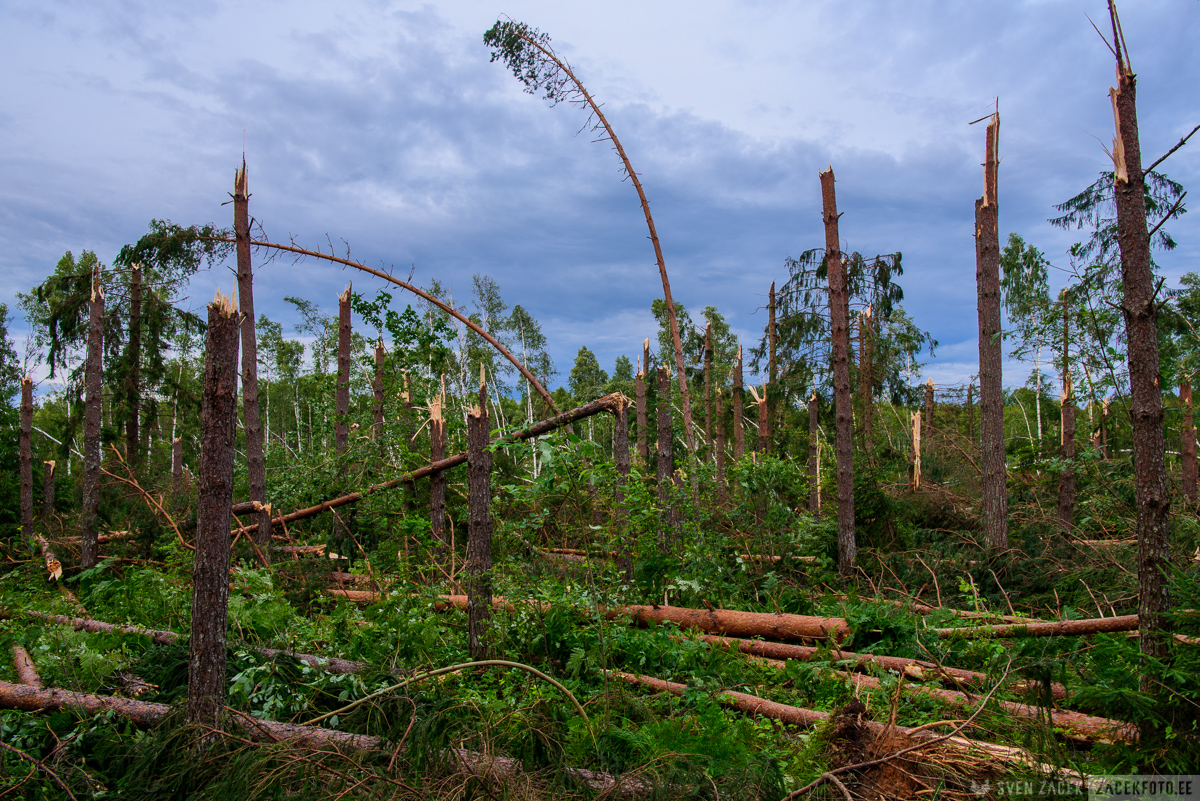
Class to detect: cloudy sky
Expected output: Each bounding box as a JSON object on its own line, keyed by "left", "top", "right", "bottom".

{"left": 2, "top": 0, "right": 1197, "bottom": 394}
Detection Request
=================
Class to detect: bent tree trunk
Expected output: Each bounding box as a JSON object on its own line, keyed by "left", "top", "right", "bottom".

{"left": 235, "top": 161, "right": 272, "bottom": 558}
{"left": 82, "top": 275, "right": 104, "bottom": 570}
{"left": 1106, "top": 10, "right": 1171, "bottom": 699}
{"left": 820, "top": 168, "right": 856, "bottom": 576}
{"left": 188, "top": 293, "right": 240, "bottom": 728}
{"left": 975, "top": 113, "right": 1008, "bottom": 550}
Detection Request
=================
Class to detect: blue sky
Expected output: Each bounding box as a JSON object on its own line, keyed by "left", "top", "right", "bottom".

{"left": 2, "top": 0, "right": 1197, "bottom": 394}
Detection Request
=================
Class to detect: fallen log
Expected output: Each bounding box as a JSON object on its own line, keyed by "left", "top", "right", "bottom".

{"left": 616, "top": 672, "right": 1084, "bottom": 783}
{"left": 1, "top": 610, "right": 392, "bottom": 676}
{"left": 934, "top": 615, "right": 1139, "bottom": 638}
{"left": 696, "top": 634, "right": 1068, "bottom": 700}
{"left": 424, "top": 594, "right": 851, "bottom": 643}
{"left": 0, "top": 681, "right": 646, "bottom": 794}
{"left": 31, "top": 531, "right": 62, "bottom": 581}
{"left": 12, "top": 645, "right": 43, "bottom": 687}
{"left": 831, "top": 594, "right": 1040, "bottom": 624}
{"left": 835, "top": 671, "right": 1134, "bottom": 743}
{"left": 232, "top": 393, "right": 629, "bottom": 538}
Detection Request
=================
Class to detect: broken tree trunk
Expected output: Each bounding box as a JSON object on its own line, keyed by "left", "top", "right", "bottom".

{"left": 614, "top": 396, "right": 632, "bottom": 579}
{"left": 124, "top": 263, "right": 142, "bottom": 468}
{"left": 924, "top": 378, "right": 935, "bottom": 433}
{"left": 975, "top": 112, "right": 1008, "bottom": 551}
{"left": 858, "top": 306, "right": 874, "bottom": 449}
{"left": 1059, "top": 299, "right": 1077, "bottom": 530}
{"left": 1105, "top": 6, "right": 1172, "bottom": 694}
{"left": 732, "top": 346, "right": 744, "bottom": 460}
{"left": 1183, "top": 376, "right": 1197, "bottom": 506}
{"left": 429, "top": 394, "right": 447, "bottom": 553}
{"left": 20, "top": 377, "right": 33, "bottom": 544}
{"left": 715, "top": 390, "right": 727, "bottom": 505}
{"left": 335, "top": 284, "right": 352, "bottom": 457}
{"left": 188, "top": 292, "right": 240, "bottom": 728}
{"left": 808, "top": 393, "right": 820, "bottom": 515}
{"left": 820, "top": 167, "right": 856, "bottom": 576}
{"left": 231, "top": 393, "right": 630, "bottom": 538}
{"left": 82, "top": 271, "right": 104, "bottom": 570}
{"left": 911, "top": 410, "right": 922, "bottom": 491}
{"left": 757, "top": 385, "right": 769, "bottom": 454}
{"left": 656, "top": 365, "right": 675, "bottom": 553}
{"left": 635, "top": 372, "right": 648, "bottom": 466}
{"left": 172, "top": 437, "right": 183, "bottom": 491}
{"left": 42, "top": 460, "right": 55, "bottom": 528}
{"left": 704, "top": 323, "right": 713, "bottom": 458}
{"left": 768, "top": 280, "right": 778, "bottom": 436}
{"left": 697, "top": 634, "right": 1067, "bottom": 699}
{"left": 966, "top": 381, "right": 975, "bottom": 441}
{"left": 235, "top": 160, "right": 272, "bottom": 560}
{"left": 935, "top": 614, "right": 1139, "bottom": 638}
{"left": 373, "top": 340, "right": 386, "bottom": 442}
{"left": 466, "top": 379, "right": 493, "bottom": 661}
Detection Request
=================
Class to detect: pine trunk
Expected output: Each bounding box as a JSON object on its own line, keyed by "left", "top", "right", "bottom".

{"left": 124, "top": 264, "right": 142, "bottom": 468}
{"left": 1107, "top": 29, "right": 1172, "bottom": 688}
{"left": 20, "top": 378, "right": 34, "bottom": 543}
{"left": 966, "top": 382, "right": 975, "bottom": 440}
{"left": 235, "top": 162, "right": 271, "bottom": 557}
{"left": 188, "top": 294, "right": 240, "bottom": 728}
{"left": 820, "top": 168, "right": 856, "bottom": 575}
{"left": 975, "top": 114, "right": 1008, "bottom": 551}
{"left": 82, "top": 278, "right": 104, "bottom": 570}
{"left": 465, "top": 388, "right": 492, "bottom": 660}
{"left": 757, "top": 390, "right": 769, "bottom": 454}
{"left": 1058, "top": 297, "right": 1076, "bottom": 529}
{"left": 704, "top": 323, "right": 713, "bottom": 458}
{"left": 768, "top": 281, "right": 778, "bottom": 435}
{"left": 808, "top": 393, "right": 820, "bottom": 516}
{"left": 335, "top": 285, "right": 352, "bottom": 456}
{"left": 732, "top": 347, "right": 745, "bottom": 460}
{"left": 1182, "top": 377, "right": 1197, "bottom": 506}
{"left": 715, "top": 394, "right": 727, "bottom": 505}
{"left": 656, "top": 366, "right": 674, "bottom": 553}
{"left": 614, "top": 398, "right": 632, "bottom": 580}
{"left": 373, "top": 341, "right": 386, "bottom": 442}
{"left": 858, "top": 307, "right": 874, "bottom": 449}
{"left": 430, "top": 398, "right": 447, "bottom": 552}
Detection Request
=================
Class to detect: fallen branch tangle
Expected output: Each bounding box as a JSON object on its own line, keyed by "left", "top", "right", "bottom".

{"left": 231, "top": 393, "right": 629, "bottom": 537}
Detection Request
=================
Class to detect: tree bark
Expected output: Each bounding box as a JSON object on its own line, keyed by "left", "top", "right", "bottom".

{"left": 715, "top": 392, "right": 727, "bottom": 505}
{"left": 465, "top": 388, "right": 492, "bottom": 660}
{"left": 429, "top": 397, "right": 446, "bottom": 553}
{"left": 808, "top": 393, "right": 820, "bottom": 516}
{"left": 1058, "top": 297, "right": 1076, "bottom": 530}
{"left": 20, "top": 377, "right": 34, "bottom": 544}
{"left": 924, "top": 378, "right": 935, "bottom": 433}
{"left": 704, "top": 323, "right": 713, "bottom": 458}
{"left": 188, "top": 293, "right": 240, "bottom": 728}
{"left": 975, "top": 113, "right": 1008, "bottom": 551}
{"left": 1183, "top": 377, "right": 1197, "bottom": 506}
{"left": 613, "top": 397, "right": 632, "bottom": 580}
{"left": 124, "top": 263, "right": 142, "bottom": 468}
{"left": 335, "top": 285, "right": 352, "bottom": 457}
{"left": 1106, "top": 16, "right": 1172, "bottom": 691}
{"left": 821, "top": 168, "right": 856, "bottom": 575}
{"left": 656, "top": 365, "right": 675, "bottom": 553}
{"left": 372, "top": 340, "right": 386, "bottom": 442}
{"left": 911, "top": 411, "right": 922, "bottom": 491}
{"left": 235, "top": 162, "right": 271, "bottom": 558}
{"left": 82, "top": 275, "right": 104, "bottom": 570}
{"left": 757, "top": 386, "right": 769, "bottom": 454}
{"left": 935, "top": 614, "right": 1139, "bottom": 638}
{"left": 732, "top": 347, "right": 744, "bottom": 460}
{"left": 172, "top": 437, "right": 183, "bottom": 491}
{"left": 858, "top": 307, "right": 874, "bottom": 449}
{"left": 42, "top": 460, "right": 55, "bottom": 528}
{"left": 966, "top": 381, "right": 975, "bottom": 441}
